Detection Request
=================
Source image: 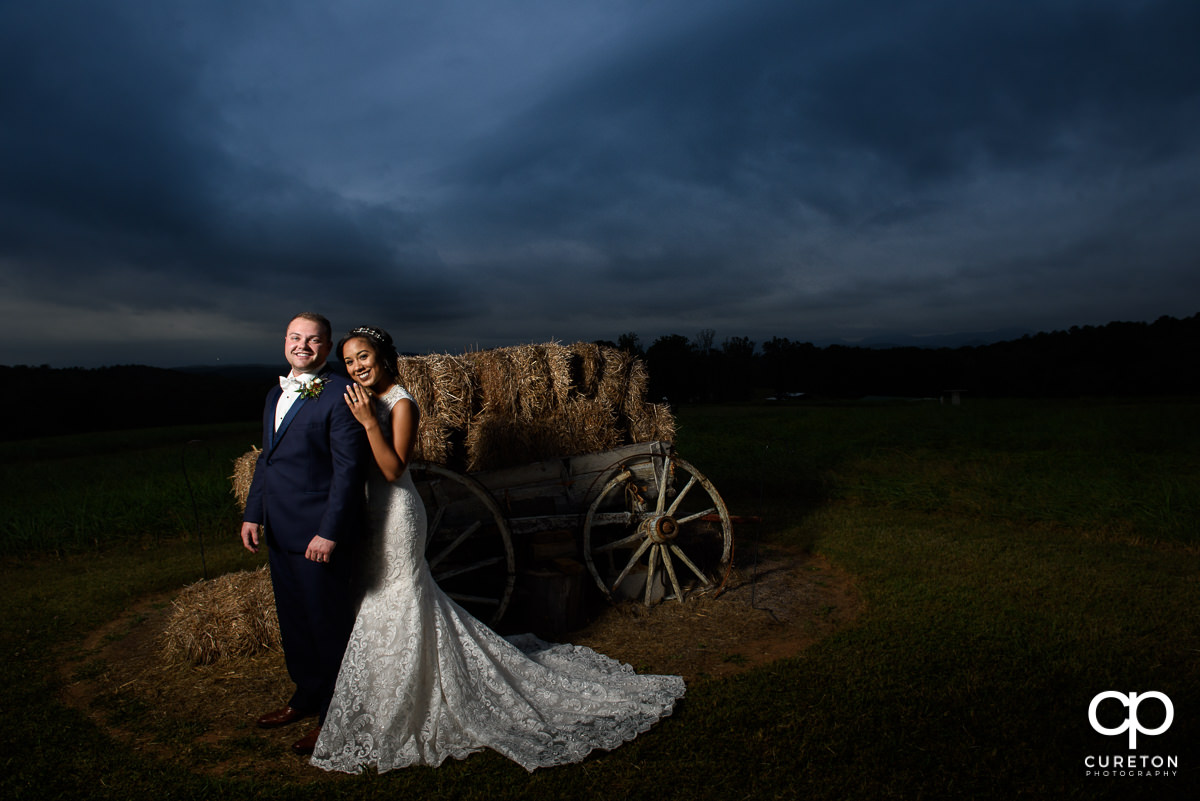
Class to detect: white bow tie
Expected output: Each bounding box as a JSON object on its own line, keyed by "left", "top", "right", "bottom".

{"left": 279, "top": 374, "right": 314, "bottom": 392}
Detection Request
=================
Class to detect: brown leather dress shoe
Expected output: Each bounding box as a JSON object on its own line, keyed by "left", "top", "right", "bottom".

{"left": 291, "top": 726, "right": 321, "bottom": 755}
{"left": 257, "top": 705, "right": 314, "bottom": 728}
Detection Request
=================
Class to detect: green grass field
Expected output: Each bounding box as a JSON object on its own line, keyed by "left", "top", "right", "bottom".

{"left": 2, "top": 399, "right": 1197, "bottom": 799}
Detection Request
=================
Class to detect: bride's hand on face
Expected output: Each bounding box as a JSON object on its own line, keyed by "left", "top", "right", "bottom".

{"left": 344, "top": 383, "right": 377, "bottom": 427}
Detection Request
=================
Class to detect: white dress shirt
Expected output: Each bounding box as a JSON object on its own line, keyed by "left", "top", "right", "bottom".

{"left": 275, "top": 370, "right": 321, "bottom": 431}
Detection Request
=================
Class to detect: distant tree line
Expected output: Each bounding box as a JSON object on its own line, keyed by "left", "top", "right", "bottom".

{"left": 2, "top": 313, "right": 1197, "bottom": 441}
{"left": 0, "top": 364, "right": 275, "bottom": 441}
{"left": 607, "top": 313, "right": 1200, "bottom": 403}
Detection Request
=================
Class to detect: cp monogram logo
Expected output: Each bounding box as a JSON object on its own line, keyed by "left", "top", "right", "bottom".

{"left": 1088, "top": 691, "right": 1174, "bottom": 749}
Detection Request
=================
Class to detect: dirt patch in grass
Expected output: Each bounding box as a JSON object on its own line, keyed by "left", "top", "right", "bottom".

{"left": 60, "top": 545, "right": 860, "bottom": 779}
{"left": 567, "top": 548, "right": 861, "bottom": 682}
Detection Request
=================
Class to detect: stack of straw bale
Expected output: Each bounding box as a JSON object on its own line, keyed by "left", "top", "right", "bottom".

{"left": 397, "top": 341, "right": 674, "bottom": 472}
{"left": 160, "top": 565, "right": 280, "bottom": 664}
{"left": 230, "top": 342, "right": 674, "bottom": 511}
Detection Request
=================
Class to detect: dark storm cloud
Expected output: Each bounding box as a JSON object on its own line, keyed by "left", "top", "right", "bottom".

{"left": 1, "top": 0, "right": 1197, "bottom": 364}
{"left": 1, "top": 5, "right": 214, "bottom": 262}
{"left": 428, "top": 0, "right": 1200, "bottom": 346}
{"left": 0, "top": 1, "right": 465, "bottom": 350}
{"left": 798, "top": 2, "right": 1200, "bottom": 184}
{"left": 449, "top": 0, "right": 1200, "bottom": 220}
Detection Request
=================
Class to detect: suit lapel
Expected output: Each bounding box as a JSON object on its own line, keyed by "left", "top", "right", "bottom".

{"left": 269, "top": 396, "right": 309, "bottom": 454}
{"left": 267, "top": 368, "right": 333, "bottom": 454}
{"left": 263, "top": 386, "right": 282, "bottom": 453}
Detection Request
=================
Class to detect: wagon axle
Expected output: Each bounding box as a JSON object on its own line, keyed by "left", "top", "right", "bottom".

{"left": 643, "top": 514, "right": 679, "bottom": 543}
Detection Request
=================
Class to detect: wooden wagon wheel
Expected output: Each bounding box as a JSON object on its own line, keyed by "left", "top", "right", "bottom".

{"left": 582, "top": 451, "right": 733, "bottom": 605}
{"left": 410, "top": 462, "right": 516, "bottom": 625}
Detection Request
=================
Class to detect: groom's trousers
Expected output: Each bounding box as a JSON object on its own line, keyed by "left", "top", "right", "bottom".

{"left": 268, "top": 544, "right": 359, "bottom": 722}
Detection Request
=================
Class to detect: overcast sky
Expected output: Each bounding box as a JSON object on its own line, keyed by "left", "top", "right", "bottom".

{"left": 3, "top": 0, "right": 1198, "bottom": 367}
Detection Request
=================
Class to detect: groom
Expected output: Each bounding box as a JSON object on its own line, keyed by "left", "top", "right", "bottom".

{"left": 240, "top": 312, "right": 368, "bottom": 755}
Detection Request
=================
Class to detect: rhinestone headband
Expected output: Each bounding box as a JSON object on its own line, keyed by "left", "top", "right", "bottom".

{"left": 349, "top": 326, "right": 389, "bottom": 345}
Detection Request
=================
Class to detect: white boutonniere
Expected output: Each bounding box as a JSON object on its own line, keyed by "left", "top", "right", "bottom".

{"left": 298, "top": 377, "right": 326, "bottom": 400}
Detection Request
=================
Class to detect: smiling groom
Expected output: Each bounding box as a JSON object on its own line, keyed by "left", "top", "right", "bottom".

{"left": 240, "top": 312, "right": 368, "bottom": 755}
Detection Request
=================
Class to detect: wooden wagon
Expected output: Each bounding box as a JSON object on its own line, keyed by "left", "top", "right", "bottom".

{"left": 410, "top": 440, "right": 733, "bottom": 627}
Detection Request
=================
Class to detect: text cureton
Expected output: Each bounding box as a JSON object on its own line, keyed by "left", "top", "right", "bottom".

{"left": 1085, "top": 755, "right": 1178, "bottom": 769}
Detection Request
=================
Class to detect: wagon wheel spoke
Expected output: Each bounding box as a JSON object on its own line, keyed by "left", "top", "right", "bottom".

{"left": 591, "top": 530, "right": 645, "bottom": 553}
{"left": 427, "top": 506, "right": 446, "bottom": 541}
{"left": 445, "top": 593, "right": 501, "bottom": 606}
{"left": 427, "top": 520, "right": 481, "bottom": 571}
{"left": 660, "top": 544, "right": 685, "bottom": 603}
{"left": 668, "top": 542, "right": 712, "bottom": 586}
{"left": 411, "top": 462, "right": 515, "bottom": 625}
{"left": 675, "top": 506, "right": 717, "bottom": 526}
{"left": 666, "top": 475, "right": 697, "bottom": 517}
{"left": 644, "top": 545, "right": 661, "bottom": 606}
{"left": 583, "top": 449, "right": 733, "bottom": 606}
{"left": 609, "top": 538, "right": 653, "bottom": 595}
{"left": 433, "top": 555, "right": 506, "bottom": 582}
{"left": 655, "top": 456, "right": 671, "bottom": 513}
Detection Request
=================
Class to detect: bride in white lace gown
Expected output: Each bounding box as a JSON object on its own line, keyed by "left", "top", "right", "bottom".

{"left": 312, "top": 327, "right": 685, "bottom": 773}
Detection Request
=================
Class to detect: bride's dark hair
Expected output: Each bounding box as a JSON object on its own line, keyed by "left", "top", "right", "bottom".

{"left": 339, "top": 325, "right": 401, "bottom": 380}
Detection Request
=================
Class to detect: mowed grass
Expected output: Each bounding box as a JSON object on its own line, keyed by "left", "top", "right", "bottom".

{"left": 0, "top": 422, "right": 262, "bottom": 556}
{"left": 2, "top": 399, "right": 1198, "bottom": 800}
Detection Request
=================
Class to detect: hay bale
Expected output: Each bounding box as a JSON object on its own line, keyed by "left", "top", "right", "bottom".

{"left": 414, "top": 419, "right": 452, "bottom": 466}
{"left": 624, "top": 358, "right": 651, "bottom": 411}
{"left": 394, "top": 356, "right": 436, "bottom": 418}
{"left": 563, "top": 398, "right": 623, "bottom": 454}
{"left": 508, "top": 344, "right": 559, "bottom": 420}
{"left": 393, "top": 357, "right": 439, "bottom": 463}
{"left": 160, "top": 566, "right": 280, "bottom": 665}
{"left": 397, "top": 355, "right": 472, "bottom": 465}
{"left": 468, "top": 348, "right": 521, "bottom": 420}
{"left": 426, "top": 353, "right": 475, "bottom": 430}
{"left": 230, "top": 447, "right": 260, "bottom": 512}
{"left": 545, "top": 343, "right": 574, "bottom": 408}
{"left": 464, "top": 398, "right": 623, "bottom": 471}
{"left": 597, "top": 347, "right": 633, "bottom": 410}
{"left": 629, "top": 402, "right": 677, "bottom": 444}
{"left": 568, "top": 342, "right": 604, "bottom": 397}
{"left": 465, "top": 416, "right": 564, "bottom": 472}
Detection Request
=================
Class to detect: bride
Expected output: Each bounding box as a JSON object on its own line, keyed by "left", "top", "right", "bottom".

{"left": 311, "top": 326, "right": 685, "bottom": 773}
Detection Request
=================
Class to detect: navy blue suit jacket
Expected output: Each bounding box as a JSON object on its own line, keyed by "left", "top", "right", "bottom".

{"left": 243, "top": 371, "right": 368, "bottom": 553}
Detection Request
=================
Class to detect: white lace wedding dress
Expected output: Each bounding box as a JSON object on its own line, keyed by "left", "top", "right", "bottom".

{"left": 311, "top": 385, "right": 685, "bottom": 773}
